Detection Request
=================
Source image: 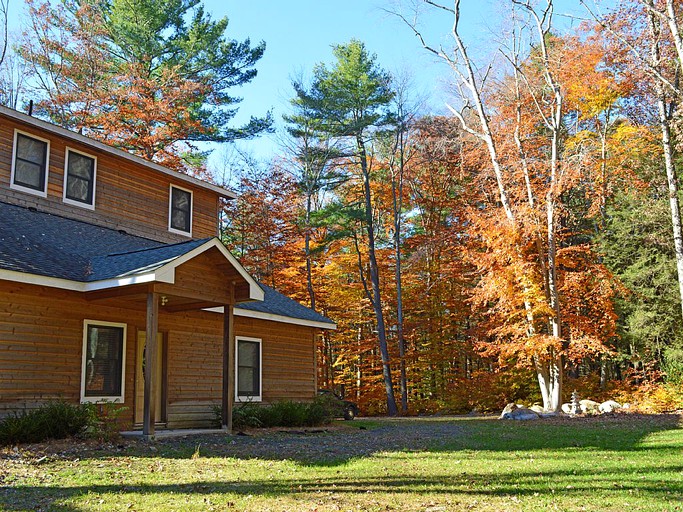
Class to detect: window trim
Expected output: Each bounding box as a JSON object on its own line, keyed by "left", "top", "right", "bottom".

{"left": 235, "top": 336, "right": 262, "bottom": 402}
{"left": 63, "top": 147, "right": 97, "bottom": 210}
{"left": 168, "top": 184, "right": 193, "bottom": 236}
{"left": 80, "top": 320, "right": 127, "bottom": 404}
{"left": 10, "top": 129, "right": 50, "bottom": 198}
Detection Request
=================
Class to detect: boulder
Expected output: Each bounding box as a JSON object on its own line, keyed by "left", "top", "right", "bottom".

{"left": 499, "top": 403, "right": 517, "bottom": 418}
{"left": 529, "top": 405, "right": 545, "bottom": 414}
{"left": 561, "top": 403, "right": 572, "bottom": 414}
{"left": 579, "top": 399, "right": 600, "bottom": 414}
{"left": 599, "top": 400, "right": 622, "bottom": 413}
{"left": 500, "top": 403, "right": 540, "bottom": 420}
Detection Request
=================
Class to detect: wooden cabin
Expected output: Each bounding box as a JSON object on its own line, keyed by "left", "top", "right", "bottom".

{"left": 0, "top": 105, "right": 335, "bottom": 436}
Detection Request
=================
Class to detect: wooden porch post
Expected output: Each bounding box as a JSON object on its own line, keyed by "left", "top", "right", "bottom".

{"left": 143, "top": 291, "right": 159, "bottom": 439}
{"left": 222, "top": 303, "right": 235, "bottom": 431}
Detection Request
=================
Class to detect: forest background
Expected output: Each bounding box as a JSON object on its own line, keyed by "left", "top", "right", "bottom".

{"left": 2, "top": 0, "right": 683, "bottom": 415}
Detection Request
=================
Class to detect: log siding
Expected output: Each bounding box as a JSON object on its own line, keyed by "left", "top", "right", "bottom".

{"left": 0, "top": 282, "right": 318, "bottom": 428}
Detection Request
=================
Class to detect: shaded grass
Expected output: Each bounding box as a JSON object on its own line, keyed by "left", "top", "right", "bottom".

{"left": 1, "top": 415, "right": 682, "bottom": 511}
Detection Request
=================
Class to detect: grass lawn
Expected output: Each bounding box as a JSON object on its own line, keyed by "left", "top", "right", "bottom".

{"left": 1, "top": 414, "right": 682, "bottom": 511}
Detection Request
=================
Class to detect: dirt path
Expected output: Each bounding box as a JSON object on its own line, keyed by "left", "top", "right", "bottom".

{"left": 2, "top": 413, "right": 679, "bottom": 467}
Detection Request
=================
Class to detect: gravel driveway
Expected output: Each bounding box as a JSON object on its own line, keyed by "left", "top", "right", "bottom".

{"left": 146, "top": 418, "right": 466, "bottom": 463}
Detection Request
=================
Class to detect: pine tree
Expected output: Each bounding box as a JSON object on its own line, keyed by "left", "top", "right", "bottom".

{"left": 21, "top": 0, "right": 270, "bottom": 173}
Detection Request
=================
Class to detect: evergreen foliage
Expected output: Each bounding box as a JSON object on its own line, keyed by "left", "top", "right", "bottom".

{"left": 599, "top": 192, "right": 683, "bottom": 369}
{"left": 0, "top": 401, "right": 92, "bottom": 445}
{"left": 21, "top": 0, "right": 270, "bottom": 172}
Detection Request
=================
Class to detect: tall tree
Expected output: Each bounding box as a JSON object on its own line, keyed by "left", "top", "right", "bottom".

{"left": 283, "top": 80, "right": 344, "bottom": 312}
{"left": 582, "top": 0, "right": 683, "bottom": 324}
{"left": 21, "top": 0, "right": 270, "bottom": 173}
{"left": 292, "top": 40, "right": 399, "bottom": 415}
{"left": 400, "top": 0, "right": 621, "bottom": 411}
{"left": 375, "top": 73, "right": 421, "bottom": 414}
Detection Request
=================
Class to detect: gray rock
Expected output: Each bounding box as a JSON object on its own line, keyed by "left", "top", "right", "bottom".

{"left": 599, "top": 400, "right": 622, "bottom": 413}
{"left": 499, "top": 403, "right": 517, "bottom": 419}
{"left": 500, "top": 403, "right": 540, "bottom": 420}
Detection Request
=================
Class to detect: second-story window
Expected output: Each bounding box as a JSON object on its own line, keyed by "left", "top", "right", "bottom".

{"left": 64, "top": 149, "right": 96, "bottom": 208}
{"left": 169, "top": 185, "right": 192, "bottom": 235}
{"left": 11, "top": 132, "right": 50, "bottom": 196}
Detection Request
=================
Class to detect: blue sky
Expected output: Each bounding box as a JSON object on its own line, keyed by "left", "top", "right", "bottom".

{"left": 5, "top": 0, "right": 599, "bottom": 167}
{"left": 206, "top": 0, "right": 484, "bottom": 163}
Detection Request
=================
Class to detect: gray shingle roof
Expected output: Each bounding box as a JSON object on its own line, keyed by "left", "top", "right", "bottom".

{"left": 0, "top": 200, "right": 206, "bottom": 281}
{"left": 0, "top": 201, "right": 334, "bottom": 326}
{"left": 237, "top": 284, "right": 335, "bottom": 326}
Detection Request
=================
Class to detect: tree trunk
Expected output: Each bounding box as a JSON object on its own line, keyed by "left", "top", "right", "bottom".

{"left": 304, "top": 192, "right": 316, "bottom": 312}
{"left": 358, "top": 138, "right": 398, "bottom": 416}
{"left": 535, "top": 350, "right": 562, "bottom": 411}
{"left": 392, "top": 132, "right": 408, "bottom": 415}
{"left": 647, "top": 3, "right": 683, "bottom": 322}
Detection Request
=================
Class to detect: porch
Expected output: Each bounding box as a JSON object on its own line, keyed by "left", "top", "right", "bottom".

{"left": 83, "top": 240, "right": 263, "bottom": 439}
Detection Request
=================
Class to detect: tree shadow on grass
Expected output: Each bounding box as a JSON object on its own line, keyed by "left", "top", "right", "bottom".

{"left": 1, "top": 414, "right": 681, "bottom": 511}
{"left": 2, "top": 462, "right": 682, "bottom": 511}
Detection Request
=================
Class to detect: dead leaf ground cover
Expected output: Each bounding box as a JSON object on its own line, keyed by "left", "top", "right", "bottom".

{"left": 1, "top": 414, "right": 681, "bottom": 511}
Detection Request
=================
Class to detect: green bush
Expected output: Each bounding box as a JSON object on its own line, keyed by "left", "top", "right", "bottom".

{"left": 87, "top": 402, "right": 128, "bottom": 442}
{"left": 232, "top": 398, "right": 333, "bottom": 430}
{"left": 0, "top": 401, "right": 93, "bottom": 446}
{"left": 305, "top": 399, "right": 332, "bottom": 426}
{"left": 663, "top": 348, "right": 683, "bottom": 386}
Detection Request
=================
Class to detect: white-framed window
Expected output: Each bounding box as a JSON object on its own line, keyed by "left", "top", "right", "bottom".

{"left": 235, "top": 336, "right": 262, "bottom": 402}
{"left": 63, "top": 148, "right": 97, "bottom": 209}
{"left": 168, "top": 184, "right": 193, "bottom": 236}
{"left": 80, "top": 320, "right": 127, "bottom": 403}
{"left": 10, "top": 130, "right": 50, "bottom": 197}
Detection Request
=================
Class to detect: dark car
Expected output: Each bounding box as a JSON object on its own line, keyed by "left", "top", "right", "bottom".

{"left": 318, "top": 389, "right": 360, "bottom": 420}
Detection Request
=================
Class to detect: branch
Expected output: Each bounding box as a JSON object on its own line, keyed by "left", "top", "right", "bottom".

{"left": 423, "top": 0, "right": 455, "bottom": 15}
{"left": 445, "top": 103, "right": 485, "bottom": 139}
{"left": 0, "top": 0, "right": 9, "bottom": 67}
{"left": 580, "top": 0, "right": 682, "bottom": 98}
{"left": 500, "top": 49, "right": 553, "bottom": 130}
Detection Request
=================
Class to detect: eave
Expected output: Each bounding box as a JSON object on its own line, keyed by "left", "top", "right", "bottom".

{"left": 0, "top": 105, "right": 237, "bottom": 200}
{"left": 0, "top": 238, "right": 264, "bottom": 302}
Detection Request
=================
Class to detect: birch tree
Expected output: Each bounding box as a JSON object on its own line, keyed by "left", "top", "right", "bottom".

{"left": 397, "top": 0, "right": 621, "bottom": 411}
{"left": 582, "top": 0, "right": 683, "bottom": 324}
{"left": 0, "top": 0, "right": 8, "bottom": 67}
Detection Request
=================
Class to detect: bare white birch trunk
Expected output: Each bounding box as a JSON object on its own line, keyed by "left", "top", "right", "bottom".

{"left": 647, "top": 2, "right": 683, "bottom": 322}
